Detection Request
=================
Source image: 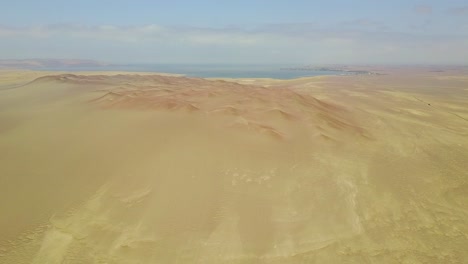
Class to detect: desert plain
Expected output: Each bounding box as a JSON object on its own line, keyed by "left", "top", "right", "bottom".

{"left": 0, "top": 67, "right": 467, "bottom": 263}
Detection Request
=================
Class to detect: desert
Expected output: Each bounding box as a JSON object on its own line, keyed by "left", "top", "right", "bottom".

{"left": 1, "top": 67, "right": 467, "bottom": 263}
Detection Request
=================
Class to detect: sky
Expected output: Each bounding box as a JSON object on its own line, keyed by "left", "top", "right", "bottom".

{"left": 1, "top": 0, "right": 468, "bottom": 65}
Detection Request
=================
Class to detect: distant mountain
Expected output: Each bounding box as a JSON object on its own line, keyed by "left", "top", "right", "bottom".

{"left": 0, "top": 59, "right": 109, "bottom": 69}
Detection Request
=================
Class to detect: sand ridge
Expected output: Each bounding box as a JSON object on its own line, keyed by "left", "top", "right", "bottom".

{"left": 27, "top": 73, "right": 369, "bottom": 141}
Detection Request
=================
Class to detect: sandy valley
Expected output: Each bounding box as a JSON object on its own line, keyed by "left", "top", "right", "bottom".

{"left": 0, "top": 68, "right": 467, "bottom": 263}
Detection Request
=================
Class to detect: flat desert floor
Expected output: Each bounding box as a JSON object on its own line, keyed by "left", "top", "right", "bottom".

{"left": 0, "top": 68, "right": 467, "bottom": 263}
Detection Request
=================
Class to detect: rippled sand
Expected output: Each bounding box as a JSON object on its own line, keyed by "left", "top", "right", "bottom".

{"left": 0, "top": 69, "right": 467, "bottom": 263}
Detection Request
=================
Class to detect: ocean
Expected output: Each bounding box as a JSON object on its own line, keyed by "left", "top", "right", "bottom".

{"left": 39, "top": 64, "right": 343, "bottom": 79}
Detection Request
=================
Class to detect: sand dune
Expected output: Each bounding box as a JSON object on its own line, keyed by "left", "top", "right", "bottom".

{"left": 0, "top": 70, "right": 467, "bottom": 263}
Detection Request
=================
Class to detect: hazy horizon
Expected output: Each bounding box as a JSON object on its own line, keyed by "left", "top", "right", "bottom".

{"left": 5, "top": 58, "right": 468, "bottom": 67}
{"left": 1, "top": 0, "right": 468, "bottom": 65}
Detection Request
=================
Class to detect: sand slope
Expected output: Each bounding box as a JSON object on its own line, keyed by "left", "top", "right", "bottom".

{"left": 0, "top": 70, "right": 467, "bottom": 263}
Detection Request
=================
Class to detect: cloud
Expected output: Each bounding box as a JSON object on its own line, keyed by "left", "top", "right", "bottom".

{"left": 0, "top": 23, "right": 467, "bottom": 64}
{"left": 449, "top": 6, "right": 468, "bottom": 15}
{"left": 414, "top": 5, "right": 432, "bottom": 15}
{"left": 346, "top": 19, "right": 380, "bottom": 27}
{"left": 257, "top": 23, "right": 318, "bottom": 35}
{"left": 409, "top": 19, "right": 433, "bottom": 31}
{"left": 340, "top": 19, "right": 390, "bottom": 31}
{"left": 0, "top": 24, "right": 267, "bottom": 46}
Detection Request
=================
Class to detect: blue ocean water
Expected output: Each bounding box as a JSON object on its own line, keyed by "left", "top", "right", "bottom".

{"left": 40, "top": 64, "right": 343, "bottom": 79}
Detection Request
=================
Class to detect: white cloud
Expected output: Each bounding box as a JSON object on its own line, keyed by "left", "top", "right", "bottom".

{"left": 0, "top": 23, "right": 467, "bottom": 64}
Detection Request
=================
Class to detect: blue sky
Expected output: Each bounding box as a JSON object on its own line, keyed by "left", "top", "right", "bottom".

{"left": 1, "top": 0, "right": 468, "bottom": 64}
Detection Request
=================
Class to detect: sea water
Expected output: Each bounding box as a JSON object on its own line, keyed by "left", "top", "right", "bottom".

{"left": 38, "top": 64, "right": 343, "bottom": 79}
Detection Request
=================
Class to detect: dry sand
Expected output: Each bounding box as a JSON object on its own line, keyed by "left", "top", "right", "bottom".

{"left": 0, "top": 68, "right": 467, "bottom": 263}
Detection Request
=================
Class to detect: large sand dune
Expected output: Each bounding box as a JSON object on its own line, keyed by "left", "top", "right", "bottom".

{"left": 0, "top": 69, "right": 467, "bottom": 263}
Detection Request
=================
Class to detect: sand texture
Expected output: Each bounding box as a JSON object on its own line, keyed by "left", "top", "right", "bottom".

{"left": 0, "top": 69, "right": 467, "bottom": 263}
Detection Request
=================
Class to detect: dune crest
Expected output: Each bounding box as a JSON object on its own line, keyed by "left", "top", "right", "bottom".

{"left": 46, "top": 74, "right": 367, "bottom": 140}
